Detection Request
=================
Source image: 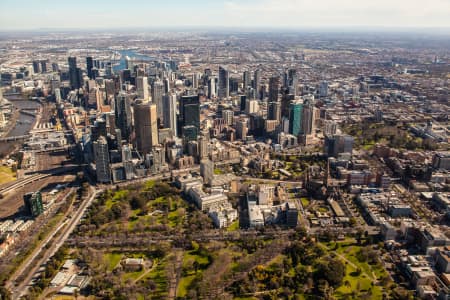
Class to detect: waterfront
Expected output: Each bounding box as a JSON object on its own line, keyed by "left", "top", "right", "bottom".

{"left": 113, "top": 49, "right": 153, "bottom": 72}
{"left": 0, "top": 99, "right": 40, "bottom": 156}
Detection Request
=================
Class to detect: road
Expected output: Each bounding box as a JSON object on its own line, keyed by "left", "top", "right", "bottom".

{"left": 10, "top": 186, "right": 101, "bottom": 299}
{"left": 241, "top": 176, "right": 303, "bottom": 186}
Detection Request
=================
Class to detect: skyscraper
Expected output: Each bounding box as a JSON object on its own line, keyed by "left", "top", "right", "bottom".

{"left": 163, "top": 93, "right": 177, "bottom": 136}
{"left": 288, "top": 69, "right": 298, "bottom": 95}
{"left": 243, "top": 70, "right": 251, "bottom": 91}
{"left": 32, "top": 60, "right": 40, "bottom": 74}
{"left": 222, "top": 110, "right": 234, "bottom": 126}
{"left": 319, "top": 81, "right": 329, "bottom": 97}
{"left": 86, "top": 56, "right": 94, "bottom": 79}
{"left": 289, "top": 101, "right": 303, "bottom": 136}
{"left": 198, "top": 131, "right": 210, "bottom": 160}
{"left": 218, "top": 66, "right": 229, "bottom": 99}
{"left": 240, "top": 95, "right": 247, "bottom": 112}
{"left": 208, "top": 76, "right": 216, "bottom": 99}
{"left": 23, "top": 192, "right": 43, "bottom": 217}
{"left": 115, "top": 92, "right": 132, "bottom": 142}
{"left": 253, "top": 69, "right": 261, "bottom": 99}
{"left": 93, "top": 136, "right": 111, "bottom": 183}
{"left": 269, "top": 76, "right": 280, "bottom": 102}
{"left": 236, "top": 119, "right": 248, "bottom": 140}
{"left": 152, "top": 79, "right": 164, "bottom": 122}
{"left": 134, "top": 102, "right": 159, "bottom": 155}
{"left": 180, "top": 95, "right": 200, "bottom": 134}
{"left": 68, "top": 56, "right": 81, "bottom": 90}
{"left": 163, "top": 78, "right": 170, "bottom": 94}
{"left": 200, "top": 159, "right": 214, "bottom": 185}
{"left": 40, "top": 60, "right": 47, "bottom": 73}
{"left": 301, "top": 100, "right": 316, "bottom": 135}
{"left": 268, "top": 101, "right": 281, "bottom": 122}
{"left": 136, "top": 76, "right": 149, "bottom": 100}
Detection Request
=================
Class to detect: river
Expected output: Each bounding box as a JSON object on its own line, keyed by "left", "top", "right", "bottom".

{"left": 0, "top": 98, "right": 40, "bottom": 156}
{"left": 113, "top": 49, "right": 153, "bottom": 72}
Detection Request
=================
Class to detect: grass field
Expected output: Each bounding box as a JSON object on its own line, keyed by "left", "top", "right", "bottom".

{"left": 323, "top": 240, "right": 387, "bottom": 299}
{"left": 0, "top": 165, "right": 16, "bottom": 185}
{"left": 103, "top": 253, "right": 123, "bottom": 271}
{"left": 227, "top": 220, "right": 239, "bottom": 231}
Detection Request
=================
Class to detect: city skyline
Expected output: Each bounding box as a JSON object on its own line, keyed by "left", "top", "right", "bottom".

{"left": 1, "top": 0, "right": 450, "bottom": 31}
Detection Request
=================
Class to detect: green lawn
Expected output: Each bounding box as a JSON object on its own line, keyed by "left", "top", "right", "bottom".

{"left": 335, "top": 261, "right": 383, "bottom": 299}
{"left": 168, "top": 208, "right": 185, "bottom": 228}
{"left": 122, "top": 269, "right": 146, "bottom": 282}
{"left": 227, "top": 220, "right": 239, "bottom": 231}
{"left": 177, "top": 274, "right": 196, "bottom": 297}
{"left": 323, "top": 241, "right": 386, "bottom": 299}
{"left": 145, "top": 258, "right": 168, "bottom": 298}
{"left": 103, "top": 253, "right": 123, "bottom": 271}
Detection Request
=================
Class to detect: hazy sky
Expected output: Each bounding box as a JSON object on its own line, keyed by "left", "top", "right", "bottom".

{"left": 1, "top": 0, "right": 449, "bottom": 30}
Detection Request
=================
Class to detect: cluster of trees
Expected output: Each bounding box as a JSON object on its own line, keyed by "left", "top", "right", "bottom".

{"left": 345, "top": 123, "right": 438, "bottom": 151}
{"left": 229, "top": 238, "right": 346, "bottom": 298}
{"left": 80, "top": 181, "right": 180, "bottom": 229}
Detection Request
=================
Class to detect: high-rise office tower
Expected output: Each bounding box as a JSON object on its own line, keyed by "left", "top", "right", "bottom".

{"left": 240, "top": 95, "right": 247, "bottom": 112}
{"left": 180, "top": 95, "right": 200, "bottom": 133}
{"left": 152, "top": 80, "right": 164, "bottom": 122}
{"left": 319, "top": 81, "right": 329, "bottom": 97}
{"left": 88, "top": 85, "right": 102, "bottom": 110}
{"left": 163, "top": 78, "right": 170, "bottom": 94}
{"left": 289, "top": 101, "right": 303, "bottom": 136}
{"left": 51, "top": 63, "right": 59, "bottom": 72}
{"left": 125, "top": 56, "right": 133, "bottom": 70}
{"left": 325, "top": 134, "right": 354, "bottom": 157}
{"left": 268, "top": 101, "right": 281, "bottom": 122}
{"left": 86, "top": 56, "right": 94, "bottom": 79}
{"left": 115, "top": 92, "right": 132, "bottom": 142}
{"left": 93, "top": 136, "right": 111, "bottom": 183}
{"left": 246, "top": 99, "right": 259, "bottom": 114}
{"left": 198, "top": 131, "right": 209, "bottom": 160}
{"left": 208, "top": 77, "right": 216, "bottom": 99}
{"left": 136, "top": 76, "right": 149, "bottom": 100}
{"left": 288, "top": 69, "right": 298, "bottom": 95}
{"left": 23, "top": 192, "right": 43, "bottom": 217}
{"left": 301, "top": 100, "right": 316, "bottom": 135}
{"left": 192, "top": 73, "right": 199, "bottom": 89}
{"left": 253, "top": 69, "right": 261, "bottom": 99}
{"left": 163, "top": 93, "right": 177, "bottom": 136}
{"left": 32, "top": 61, "right": 40, "bottom": 74}
{"left": 269, "top": 76, "right": 280, "bottom": 102}
{"left": 218, "top": 66, "right": 229, "bottom": 99}
{"left": 134, "top": 102, "right": 158, "bottom": 155}
{"left": 281, "top": 93, "right": 295, "bottom": 119}
{"left": 236, "top": 119, "right": 248, "bottom": 140}
{"left": 243, "top": 71, "right": 251, "bottom": 91}
{"left": 68, "top": 56, "right": 81, "bottom": 90}
{"left": 222, "top": 110, "right": 234, "bottom": 126}
{"left": 40, "top": 60, "right": 47, "bottom": 73}
{"left": 324, "top": 120, "right": 337, "bottom": 137}
{"left": 200, "top": 159, "right": 214, "bottom": 185}
{"left": 229, "top": 77, "right": 239, "bottom": 94}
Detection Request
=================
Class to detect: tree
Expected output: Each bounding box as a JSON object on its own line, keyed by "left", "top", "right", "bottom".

{"left": 315, "top": 257, "right": 345, "bottom": 287}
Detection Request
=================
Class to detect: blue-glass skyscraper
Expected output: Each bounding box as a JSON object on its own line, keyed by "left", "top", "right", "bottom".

{"left": 289, "top": 101, "right": 303, "bottom": 136}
